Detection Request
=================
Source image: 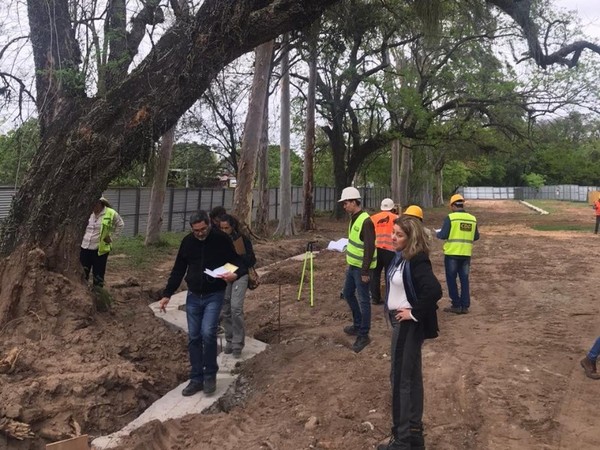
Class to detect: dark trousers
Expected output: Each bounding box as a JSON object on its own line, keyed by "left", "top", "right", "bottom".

{"left": 80, "top": 248, "right": 109, "bottom": 287}
{"left": 595, "top": 216, "right": 600, "bottom": 234}
{"left": 444, "top": 255, "right": 471, "bottom": 309}
{"left": 391, "top": 319, "right": 424, "bottom": 441}
{"left": 186, "top": 290, "right": 224, "bottom": 382}
{"left": 370, "top": 248, "right": 395, "bottom": 303}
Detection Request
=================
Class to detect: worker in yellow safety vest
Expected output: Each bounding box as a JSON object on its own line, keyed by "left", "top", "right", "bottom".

{"left": 339, "top": 186, "right": 377, "bottom": 353}
{"left": 369, "top": 198, "right": 398, "bottom": 305}
{"left": 80, "top": 197, "right": 124, "bottom": 287}
{"left": 435, "top": 194, "right": 479, "bottom": 315}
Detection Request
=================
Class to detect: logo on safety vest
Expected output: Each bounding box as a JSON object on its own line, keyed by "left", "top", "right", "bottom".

{"left": 459, "top": 223, "right": 473, "bottom": 232}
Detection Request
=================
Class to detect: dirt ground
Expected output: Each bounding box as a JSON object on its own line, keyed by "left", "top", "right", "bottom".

{"left": 2, "top": 200, "right": 600, "bottom": 450}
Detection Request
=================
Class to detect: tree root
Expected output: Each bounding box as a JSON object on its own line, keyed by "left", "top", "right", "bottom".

{"left": 0, "top": 417, "right": 35, "bottom": 440}
{"left": 0, "top": 347, "right": 21, "bottom": 374}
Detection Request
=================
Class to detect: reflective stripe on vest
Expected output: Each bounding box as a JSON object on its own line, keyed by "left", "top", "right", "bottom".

{"left": 98, "top": 208, "right": 117, "bottom": 256}
{"left": 346, "top": 211, "right": 377, "bottom": 269}
{"left": 371, "top": 211, "right": 397, "bottom": 251}
{"left": 443, "top": 211, "right": 477, "bottom": 257}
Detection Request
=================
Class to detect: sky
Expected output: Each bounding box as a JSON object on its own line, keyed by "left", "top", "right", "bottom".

{"left": 0, "top": 0, "right": 599, "bottom": 135}
{"left": 553, "top": 0, "right": 600, "bottom": 39}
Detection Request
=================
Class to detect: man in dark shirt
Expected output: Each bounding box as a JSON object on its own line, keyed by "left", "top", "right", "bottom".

{"left": 159, "top": 210, "right": 246, "bottom": 396}
{"left": 338, "top": 187, "right": 377, "bottom": 353}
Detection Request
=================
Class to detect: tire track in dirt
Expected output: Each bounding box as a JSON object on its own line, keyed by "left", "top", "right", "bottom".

{"left": 103, "top": 201, "right": 600, "bottom": 450}
{"left": 426, "top": 226, "right": 597, "bottom": 449}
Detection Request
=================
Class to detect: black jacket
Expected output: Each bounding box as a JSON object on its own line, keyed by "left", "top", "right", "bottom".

{"left": 163, "top": 228, "right": 247, "bottom": 297}
{"left": 387, "top": 251, "right": 442, "bottom": 339}
{"left": 231, "top": 232, "right": 257, "bottom": 268}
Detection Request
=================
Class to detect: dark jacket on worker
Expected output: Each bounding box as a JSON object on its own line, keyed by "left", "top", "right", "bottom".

{"left": 385, "top": 251, "right": 442, "bottom": 339}
{"left": 163, "top": 228, "right": 247, "bottom": 298}
{"left": 231, "top": 232, "right": 257, "bottom": 269}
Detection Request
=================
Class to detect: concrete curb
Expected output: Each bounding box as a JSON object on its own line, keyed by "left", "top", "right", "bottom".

{"left": 91, "top": 291, "right": 267, "bottom": 449}
{"left": 519, "top": 200, "right": 549, "bottom": 215}
{"left": 91, "top": 249, "right": 324, "bottom": 449}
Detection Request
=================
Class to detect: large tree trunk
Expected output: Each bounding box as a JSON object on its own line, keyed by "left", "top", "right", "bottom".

{"left": 0, "top": 0, "right": 338, "bottom": 326}
{"left": 274, "top": 34, "right": 296, "bottom": 237}
{"left": 433, "top": 154, "right": 445, "bottom": 206}
{"left": 232, "top": 40, "right": 275, "bottom": 226}
{"left": 255, "top": 100, "right": 270, "bottom": 235}
{"left": 398, "top": 139, "right": 412, "bottom": 208}
{"left": 391, "top": 139, "right": 401, "bottom": 203}
{"left": 302, "top": 22, "right": 318, "bottom": 232}
{"left": 145, "top": 125, "right": 176, "bottom": 245}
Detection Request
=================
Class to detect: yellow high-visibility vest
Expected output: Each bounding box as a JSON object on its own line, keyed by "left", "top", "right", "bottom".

{"left": 443, "top": 211, "right": 477, "bottom": 257}
{"left": 347, "top": 211, "right": 377, "bottom": 269}
{"left": 98, "top": 208, "right": 117, "bottom": 256}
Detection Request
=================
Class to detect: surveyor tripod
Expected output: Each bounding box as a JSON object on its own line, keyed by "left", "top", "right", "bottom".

{"left": 297, "top": 241, "right": 316, "bottom": 307}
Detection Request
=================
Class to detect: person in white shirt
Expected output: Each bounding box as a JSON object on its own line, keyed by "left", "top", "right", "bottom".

{"left": 379, "top": 216, "right": 442, "bottom": 450}
{"left": 80, "top": 197, "right": 124, "bottom": 287}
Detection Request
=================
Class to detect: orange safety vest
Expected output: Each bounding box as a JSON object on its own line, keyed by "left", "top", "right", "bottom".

{"left": 371, "top": 211, "right": 397, "bottom": 251}
{"left": 595, "top": 200, "right": 600, "bottom": 216}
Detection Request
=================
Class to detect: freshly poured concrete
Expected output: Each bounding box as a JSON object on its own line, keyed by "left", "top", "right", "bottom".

{"left": 91, "top": 291, "right": 267, "bottom": 450}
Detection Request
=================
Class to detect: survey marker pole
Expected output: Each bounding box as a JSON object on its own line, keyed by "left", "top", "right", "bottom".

{"left": 297, "top": 241, "right": 316, "bottom": 306}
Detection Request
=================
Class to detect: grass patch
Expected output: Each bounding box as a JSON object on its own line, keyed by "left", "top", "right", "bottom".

{"left": 92, "top": 285, "right": 114, "bottom": 312}
{"left": 110, "top": 232, "right": 186, "bottom": 271}
{"left": 526, "top": 200, "right": 588, "bottom": 214}
{"left": 531, "top": 223, "right": 591, "bottom": 232}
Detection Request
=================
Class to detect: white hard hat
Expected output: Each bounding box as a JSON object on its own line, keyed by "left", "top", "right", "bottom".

{"left": 338, "top": 186, "right": 361, "bottom": 202}
{"left": 380, "top": 198, "right": 394, "bottom": 211}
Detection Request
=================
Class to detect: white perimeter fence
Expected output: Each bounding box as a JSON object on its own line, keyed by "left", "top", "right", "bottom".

{"left": 1, "top": 184, "right": 598, "bottom": 237}
{"left": 0, "top": 186, "right": 390, "bottom": 237}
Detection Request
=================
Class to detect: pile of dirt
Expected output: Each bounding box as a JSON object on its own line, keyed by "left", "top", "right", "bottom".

{"left": 0, "top": 220, "right": 347, "bottom": 449}
{"left": 3, "top": 201, "right": 600, "bottom": 450}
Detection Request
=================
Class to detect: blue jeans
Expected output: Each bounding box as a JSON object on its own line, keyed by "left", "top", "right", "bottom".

{"left": 343, "top": 265, "right": 372, "bottom": 336}
{"left": 588, "top": 337, "right": 600, "bottom": 361}
{"left": 186, "top": 290, "right": 224, "bottom": 383}
{"left": 444, "top": 256, "right": 471, "bottom": 309}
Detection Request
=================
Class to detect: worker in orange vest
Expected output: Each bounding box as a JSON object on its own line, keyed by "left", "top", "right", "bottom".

{"left": 370, "top": 198, "right": 398, "bottom": 305}
{"left": 594, "top": 197, "right": 600, "bottom": 234}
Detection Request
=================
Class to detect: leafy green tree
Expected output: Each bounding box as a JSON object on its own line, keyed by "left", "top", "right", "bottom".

{"left": 266, "top": 145, "right": 303, "bottom": 188}
{"left": 0, "top": 120, "right": 39, "bottom": 186}
{"left": 522, "top": 172, "right": 545, "bottom": 188}
{"left": 170, "top": 143, "right": 224, "bottom": 187}
{"left": 442, "top": 160, "right": 471, "bottom": 195}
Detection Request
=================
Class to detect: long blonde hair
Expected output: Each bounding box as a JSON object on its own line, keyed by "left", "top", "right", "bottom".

{"left": 394, "top": 215, "right": 430, "bottom": 260}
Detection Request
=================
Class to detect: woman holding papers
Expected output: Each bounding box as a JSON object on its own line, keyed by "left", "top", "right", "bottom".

{"left": 219, "top": 214, "right": 257, "bottom": 359}
{"left": 378, "top": 216, "right": 442, "bottom": 450}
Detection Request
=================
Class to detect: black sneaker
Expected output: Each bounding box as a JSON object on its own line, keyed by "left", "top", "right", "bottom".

{"left": 223, "top": 344, "right": 233, "bottom": 354}
{"left": 352, "top": 335, "right": 371, "bottom": 353}
{"left": 232, "top": 349, "right": 242, "bottom": 359}
{"left": 460, "top": 307, "right": 469, "bottom": 314}
{"left": 204, "top": 377, "right": 217, "bottom": 395}
{"left": 343, "top": 325, "right": 359, "bottom": 336}
{"left": 181, "top": 381, "right": 203, "bottom": 397}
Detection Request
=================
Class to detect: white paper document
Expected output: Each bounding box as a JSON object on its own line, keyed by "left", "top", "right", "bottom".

{"left": 326, "top": 238, "right": 349, "bottom": 253}
{"left": 204, "top": 263, "right": 239, "bottom": 278}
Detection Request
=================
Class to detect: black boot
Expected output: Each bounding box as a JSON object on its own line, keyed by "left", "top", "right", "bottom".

{"left": 377, "top": 435, "right": 410, "bottom": 450}
{"left": 410, "top": 427, "right": 425, "bottom": 450}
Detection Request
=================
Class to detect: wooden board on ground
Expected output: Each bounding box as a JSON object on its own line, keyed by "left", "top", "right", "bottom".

{"left": 46, "top": 435, "right": 89, "bottom": 450}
